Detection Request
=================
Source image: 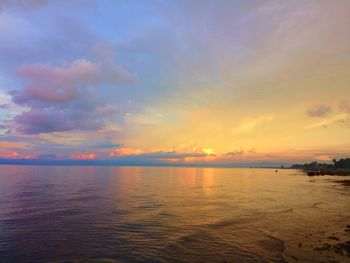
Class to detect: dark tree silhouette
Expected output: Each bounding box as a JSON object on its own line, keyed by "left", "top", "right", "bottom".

{"left": 291, "top": 158, "right": 350, "bottom": 170}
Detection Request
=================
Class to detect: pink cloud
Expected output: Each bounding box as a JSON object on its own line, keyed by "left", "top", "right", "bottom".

{"left": 71, "top": 153, "right": 97, "bottom": 160}
{"left": 0, "top": 151, "right": 33, "bottom": 159}
{"left": 15, "top": 59, "right": 138, "bottom": 103}
{"left": 9, "top": 58, "right": 138, "bottom": 134}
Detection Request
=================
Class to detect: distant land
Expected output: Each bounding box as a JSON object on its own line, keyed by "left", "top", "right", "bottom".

{"left": 290, "top": 158, "right": 350, "bottom": 176}
{"left": 0, "top": 158, "right": 291, "bottom": 168}
{"left": 1, "top": 158, "right": 349, "bottom": 173}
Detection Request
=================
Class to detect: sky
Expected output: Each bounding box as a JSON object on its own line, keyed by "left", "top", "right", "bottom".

{"left": 0, "top": 0, "right": 350, "bottom": 166}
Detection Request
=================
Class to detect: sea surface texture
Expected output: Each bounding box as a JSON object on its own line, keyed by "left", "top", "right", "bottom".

{"left": 0, "top": 166, "right": 349, "bottom": 262}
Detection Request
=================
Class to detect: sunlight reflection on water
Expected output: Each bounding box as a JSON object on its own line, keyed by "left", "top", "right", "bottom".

{"left": 0, "top": 166, "right": 349, "bottom": 262}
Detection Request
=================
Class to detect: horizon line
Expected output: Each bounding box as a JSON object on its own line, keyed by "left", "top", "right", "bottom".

{"left": 0, "top": 158, "right": 303, "bottom": 168}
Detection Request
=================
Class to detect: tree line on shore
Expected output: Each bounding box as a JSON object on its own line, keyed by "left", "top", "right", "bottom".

{"left": 290, "top": 158, "right": 350, "bottom": 170}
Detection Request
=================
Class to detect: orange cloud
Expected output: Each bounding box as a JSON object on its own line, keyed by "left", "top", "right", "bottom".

{"left": 71, "top": 153, "right": 97, "bottom": 160}
{"left": 4, "top": 151, "right": 20, "bottom": 158}
{"left": 109, "top": 148, "right": 143, "bottom": 157}
{"left": 0, "top": 151, "right": 33, "bottom": 159}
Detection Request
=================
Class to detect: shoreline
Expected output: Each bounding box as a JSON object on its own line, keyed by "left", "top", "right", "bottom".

{"left": 304, "top": 169, "right": 350, "bottom": 176}
{"left": 336, "top": 180, "right": 350, "bottom": 186}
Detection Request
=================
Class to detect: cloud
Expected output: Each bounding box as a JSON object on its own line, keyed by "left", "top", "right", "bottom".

{"left": 13, "top": 59, "right": 138, "bottom": 104}
{"left": 225, "top": 149, "right": 244, "bottom": 156}
{"left": 0, "top": 92, "right": 28, "bottom": 125}
{"left": 0, "top": 0, "right": 47, "bottom": 12}
{"left": 307, "top": 104, "right": 331, "bottom": 117}
{"left": 337, "top": 100, "right": 350, "bottom": 127}
{"left": 37, "top": 154, "right": 57, "bottom": 159}
{"left": 0, "top": 12, "right": 95, "bottom": 73}
{"left": 9, "top": 59, "right": 137, "bottom": 134}
{"left": 124, "top": 108, "right": 163, "bottom": 125}
{"left": 109, "top": 147, "right": 143, "bottom": 157}
{"left": 305, "top": 113, "right": 348, "bottom": 129}
{"left": 92, "top": 141, "right": 121, "bottom": 149}
{"left": 71, "top": 153, "right": 97, "bottom": 160}
{"left": 339, "top": 100, "right": 350, "bottom": 114}
{"left": 13, "top": 107, "right": 104, "bottom": 134}
{"left": 305, "top": 100, "right": 350, "bottom": 129}
{"left": 231, "top": 114, "right": 274, "bottom": 135}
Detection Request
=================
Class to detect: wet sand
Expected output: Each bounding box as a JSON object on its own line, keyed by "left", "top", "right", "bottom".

{"left": 336, "top": 180, "right": 350, "bottom": 187}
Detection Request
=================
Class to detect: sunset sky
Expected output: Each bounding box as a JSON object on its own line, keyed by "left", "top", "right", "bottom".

{"left": 0, "top": 0, "right": 349, "bottom": 165}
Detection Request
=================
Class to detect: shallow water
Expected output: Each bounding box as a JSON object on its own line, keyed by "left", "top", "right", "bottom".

{"left": 0, "top": 166, "right": 349, "bottom": 262}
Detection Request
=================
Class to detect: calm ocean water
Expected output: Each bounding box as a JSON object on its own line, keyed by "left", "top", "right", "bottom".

{"left": 0, "top": 166, "right": 349, "bottom": 262}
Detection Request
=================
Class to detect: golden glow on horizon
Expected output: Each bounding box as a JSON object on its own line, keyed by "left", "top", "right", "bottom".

{"left": 0, "top": 1, "right": 349, "bottom": 163}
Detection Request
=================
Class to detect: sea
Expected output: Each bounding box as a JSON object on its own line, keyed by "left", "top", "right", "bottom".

{"left": 0, "top": 166, "right": 349, "bottom": 262}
